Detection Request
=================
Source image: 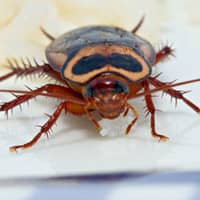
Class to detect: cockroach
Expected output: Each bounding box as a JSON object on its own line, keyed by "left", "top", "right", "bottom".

{"left": 0, "top": 17, "right": 200, "bottom": 152}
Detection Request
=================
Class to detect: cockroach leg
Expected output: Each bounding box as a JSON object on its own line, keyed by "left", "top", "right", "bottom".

{"left": 154, "top": 45, "right": 175, "bottom": 65}
{"left": 0, "top": 84, "right": 59, "bottom": 112}
{"left": 40, "top": 27, "right": 55, "bottom": 41}
{"left": 131, "top": 15, "right": 145, "bottom": 34}
{"left": 9, "top": 102, "right": 66, "bottom": 152}
{"left": 0, "top": 84, "right": 84, "bottom": 113}
{"left": 143, "top": 80, "right": 169, "bottom": 141}
{"left": 123, "top": 107, "right": 129, "bottom": 117}
{"left": 125, "top": 103, "right": 138, "bottom": 135}
{"left": 148, "top": 77, "right": 200, "bottom": 113}
{"left": 84, "top": 104, "right": 101, "bottom": 129}
{"left": 0, "top": 58, "right": 68, "bottom": 85}
{"left": 0, "top": 58, "right": 50, "bottom": 82}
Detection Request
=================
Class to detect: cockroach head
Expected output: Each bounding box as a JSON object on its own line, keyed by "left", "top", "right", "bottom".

{"left": 84, "top": 76, "right": 129, "bottom": 119}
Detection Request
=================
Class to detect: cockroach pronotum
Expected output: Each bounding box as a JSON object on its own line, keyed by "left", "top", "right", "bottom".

{"left": 0, "top": 17, "right": 200, "bottom": 152}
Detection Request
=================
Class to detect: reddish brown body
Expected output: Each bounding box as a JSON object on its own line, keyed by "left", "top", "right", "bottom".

{"left": 0, "top": 17, "right": 200, "bottom": 152}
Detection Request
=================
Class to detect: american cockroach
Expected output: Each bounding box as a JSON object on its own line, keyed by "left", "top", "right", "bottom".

{"left": 0, "top": 17, "right": 200, "bottom": 152}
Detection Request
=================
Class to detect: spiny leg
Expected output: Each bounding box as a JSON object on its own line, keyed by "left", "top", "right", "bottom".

{"left": 143, "top": 80, "right": 169, "bottom": 141}
{"left": 7, "top": 92, "right": 86, "bottom": 151}
{"left": 84, "top": 103, "right": 101, "bottom": 129}
{"left": 148, "top": 77, "right": 200, "bottom": 113}
{"left": 40, "top": 27, "right": 55, "bottom": 41}
{"left": 0, "top": 84, "right": 85, "bottom": 114}
{"left": 123, "top": 107, "right": 129, "bottom": 117}
{"left": 154, "top": 45, "right": 175, "bottom": 65}
{"left": 131, "top": 15, "right": 145, "bottom": 34}
{"left": 84, "top": 103, "right": 138, "bottom": 134}
{"left": 0, "top": 58, "right": 67, "bottom": 85}
{"left": 125, "top": 103, "right": 138, "bottom": 135}
{"left": 0, "top": 58, "right": 50, "bottom": 82}
{"left": 9, "top": 102, "right": 66, "bottom": 152}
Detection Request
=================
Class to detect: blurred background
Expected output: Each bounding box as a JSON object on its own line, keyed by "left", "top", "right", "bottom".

{"left": 0, "top": 0, "right": 200, "bottom": 199}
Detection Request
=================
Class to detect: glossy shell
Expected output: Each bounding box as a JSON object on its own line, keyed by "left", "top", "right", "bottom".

{"left": 45, "top": 26, "right": 156, "bottom": 85}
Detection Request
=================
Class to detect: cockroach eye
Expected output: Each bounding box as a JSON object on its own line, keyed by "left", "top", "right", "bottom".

{"left": 113, "top": 80, "right": 129, "bottom": 94}
{"left": 84, "top": 78, "right": 129, "bottom": 98}
{"left": 84, "top": 84, "right": 95, "bottom": 97}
